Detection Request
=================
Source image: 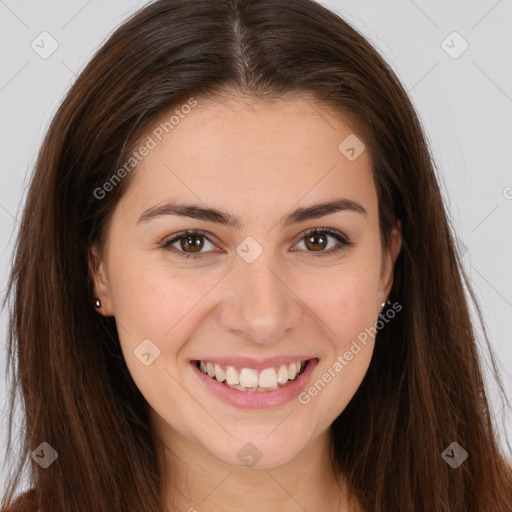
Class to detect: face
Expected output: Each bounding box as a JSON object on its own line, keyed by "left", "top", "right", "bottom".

{"left": 90, "top": 94, "right": 401, "bottom": 469}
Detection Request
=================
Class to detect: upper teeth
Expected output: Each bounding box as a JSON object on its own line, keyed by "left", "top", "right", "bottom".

{"left": 199, "top": 360, "right": 305, "bottom": 389}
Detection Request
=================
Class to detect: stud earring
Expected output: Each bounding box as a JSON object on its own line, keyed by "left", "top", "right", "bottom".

{"left": 94, "top": 298, "right": 101, "bottom": 309}
{"left": 381, "top": 299, "right": 391, "bottom": 308}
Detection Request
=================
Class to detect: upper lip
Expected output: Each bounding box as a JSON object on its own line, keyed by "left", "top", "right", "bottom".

{"left": 192, "top": 355, "right": 317, "bottom": 370}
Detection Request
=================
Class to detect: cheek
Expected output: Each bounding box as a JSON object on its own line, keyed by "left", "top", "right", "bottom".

{"left": 109, "top": 263, "right": 199, "bottom": 418}
{"left": 105, "top": 246, "right": 195, "bottom": 362}
{"left": 108, "top": 240, "right": 196, "bottom": 326}
{"left": 299, "top": 259, "right": 380, "bottom": 413}
{"left": 307, "top": 262, "right": 380, "bottom": 345}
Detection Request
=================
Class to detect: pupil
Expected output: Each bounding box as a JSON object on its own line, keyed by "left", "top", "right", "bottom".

{"left": 307, "top": 234, "right": 326, "bottom": 251}
{"left": 183, "top": 235, "right": 203, "bottom": 252}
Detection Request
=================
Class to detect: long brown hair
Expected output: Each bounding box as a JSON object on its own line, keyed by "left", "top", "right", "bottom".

{"left": 2, "top": 0, "right": 511, "bottom": 510}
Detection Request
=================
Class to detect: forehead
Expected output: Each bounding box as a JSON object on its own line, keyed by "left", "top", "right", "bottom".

{"left": 119, "top": 94, "right": 377, "bottom": 221}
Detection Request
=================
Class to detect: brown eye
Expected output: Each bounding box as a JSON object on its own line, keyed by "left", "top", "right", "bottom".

{"left": 304, "top": 232, "right": 329, "bottom": 251}
{"left": 295, "top": 228, "right": 353, "bottom": 257}
{"left": 161, "top": 228, "right": 353, "bottom": 260}
{"left": 161, "top": 230, "right": 216, "bottom": 259}
{"left": 180, "top": 234, "right": 204, "bottom": 252}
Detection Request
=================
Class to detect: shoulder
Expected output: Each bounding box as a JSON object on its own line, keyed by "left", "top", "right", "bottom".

{"left": 1, "top": 489, "right": 38, "bottom": 512}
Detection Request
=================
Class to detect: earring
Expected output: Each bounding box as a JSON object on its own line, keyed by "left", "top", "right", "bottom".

{"left": 381, "top": 299, "right": 391, "bottom": 308}
{"left": 94, "top": 298, "right": 101, "bottom": 309}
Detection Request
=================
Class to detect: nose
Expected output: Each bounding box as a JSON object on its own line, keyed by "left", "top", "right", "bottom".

{"left": 216, "top": 254, "right": 303, "bottom": 344}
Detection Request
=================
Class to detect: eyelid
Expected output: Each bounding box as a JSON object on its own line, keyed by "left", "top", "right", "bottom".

{"left": 160, "top": 229, "right": 217, "bottom": 257}
{"left": 292, "top": 227, "right": 353, "bottom": 255}
{"left": 160, "top": 227, "right": 353, "bottom": 258}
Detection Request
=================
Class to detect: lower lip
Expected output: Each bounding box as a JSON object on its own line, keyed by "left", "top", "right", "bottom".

{"left": 190, "top": 359, "right": 319, "bottom": 409}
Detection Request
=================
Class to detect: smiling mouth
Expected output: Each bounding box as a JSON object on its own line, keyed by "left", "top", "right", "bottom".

{"left": 194, "top": 359, "right": 311, "bottom": 392}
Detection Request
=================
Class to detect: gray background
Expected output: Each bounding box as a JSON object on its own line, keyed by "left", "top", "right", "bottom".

{"left": 1, "top": 0, "right": 511, "bottom": 493}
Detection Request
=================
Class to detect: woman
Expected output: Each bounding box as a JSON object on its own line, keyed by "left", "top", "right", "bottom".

{"left": 2, "top": 0, "right": 511, "bottom": 511}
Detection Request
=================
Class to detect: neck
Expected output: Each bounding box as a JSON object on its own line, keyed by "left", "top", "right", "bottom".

{"left": 150, "top": 410, "right": 357, "bottom": 512}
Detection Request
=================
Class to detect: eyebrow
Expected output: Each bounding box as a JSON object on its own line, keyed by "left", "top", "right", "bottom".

{"left": 136, "top": 198, "right": 367, "bottom": 228}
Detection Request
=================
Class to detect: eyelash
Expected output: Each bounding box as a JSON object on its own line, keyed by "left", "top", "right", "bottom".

{"left": 160, "top": 228, "right": 354, "bottom": 259}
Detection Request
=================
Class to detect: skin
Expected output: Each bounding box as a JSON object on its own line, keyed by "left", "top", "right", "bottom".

{"left": 90, "top": 93, "right": 402, "bottom": 512}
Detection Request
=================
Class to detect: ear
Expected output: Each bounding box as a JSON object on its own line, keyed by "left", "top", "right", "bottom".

{"left": 88, "top": 242, "right": 113, "bottom": 316}
{"left": 379, "top": 220, "right": 402, "bottom": 303}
